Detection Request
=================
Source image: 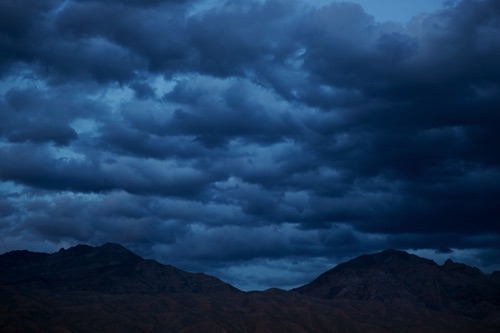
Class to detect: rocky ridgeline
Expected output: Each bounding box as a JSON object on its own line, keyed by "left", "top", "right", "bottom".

{"left": 1, "top": 244, "right": 499, "bottom": 332}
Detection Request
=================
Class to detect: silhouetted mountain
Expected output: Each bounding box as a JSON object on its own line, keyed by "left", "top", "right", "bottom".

{"left": 0, "top": 243, "right": 237, "bottom": 294}
{"left": 294, "top": 249, "right": 500, "bottom": 320}
{"left": 1, "top": 245, "right": 499, "bottom": 332}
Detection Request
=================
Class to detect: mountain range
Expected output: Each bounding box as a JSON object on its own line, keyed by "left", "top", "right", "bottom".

{"left": 1, "top": 243, "right": 499, "bottom": 332}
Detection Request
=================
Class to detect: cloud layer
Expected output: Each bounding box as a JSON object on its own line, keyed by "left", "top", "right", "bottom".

{"left": 1, "top": 0, "right": 499, "bottom": 290}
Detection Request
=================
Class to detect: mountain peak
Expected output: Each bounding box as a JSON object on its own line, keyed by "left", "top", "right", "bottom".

{"left": 325, "top": 249, "right": 436, "bottom": 273}
{"left": 58, "top": 243, "right": 131, "bottom": 254}
{"left": 99, "top": 242, "right": 129, "bottom": 250}
{"left": 442, "top": 258, "right": 483, "bottom": 277}
{"left": 58, "top": 244, "right": 93, "bottom": 254}
{"left": 293, "top": 249, "right": 493, "bottom": 316}
{"left": 2, "top": 246, "right": 498, "bottom": 332}
{"left": 52, "top": 243, "right": 142, "bottom": 268}
{"left": 95, "top": 242, "right": 140, "bottom": 258}
{"left": 0, "top": 243, "right": 237, "bottom": 294}
{"left": 374, "top": 249, "right": 433, "bottom": 262}
{"left": 380, "top": 248, "right": 403, "bottom": 255}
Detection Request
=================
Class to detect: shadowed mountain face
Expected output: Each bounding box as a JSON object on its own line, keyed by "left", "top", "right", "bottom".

{"left": 1, "top": 245, "right": 499, "bottom": 333}
{"left": 0, "top": 243, "right": 236, "bottom": 294}
{"left": 293, "top": 249, "right": 500, "bottom": 320}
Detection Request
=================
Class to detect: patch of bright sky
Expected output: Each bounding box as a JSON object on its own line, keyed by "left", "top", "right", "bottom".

{"left": 151, "top": 75, "right": 177, "bottom": 97}
{"left": 87, "top": 84, "right": 134, "bottom": 113}
{"left": 71, "top": 118, "right": 99, "bottom": 136}
{"left": 219, "top": 255, "right": 335, "bottom": 291}
{"left": 0, "top": 235, "right": 74, "bottom": 256}
{"left": 0, "top": 70, "right": 48, "bottom": 95}
{"left": 303, "top": 0, "right": 448, "bottom": 23}
{"left": 187, "top": 0, "right": 268, "bottom": 16}
{"left": 50, "top": 0, "right": 70, "bottom": 16}
{"left": 0, "top": 181, "right": 26, "bottom": 198}
{"left": 187, "top": 0, "right": 221, "bottom": 16}
{"left": 50, "top": 145, "right": 87, "bottom": 163}
{"left": 408, "top": 248, "right": 500, "bottom": 273}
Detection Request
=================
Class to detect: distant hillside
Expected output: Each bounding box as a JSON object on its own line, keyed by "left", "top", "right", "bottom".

{"left": 294, "top": 249, "right": 500, "bottom": 321}
{"left": 1, "top": 244, "right": 498, "bottom": 332}
{"left": 0, "top": 243, "right": 237, "bottom": 294}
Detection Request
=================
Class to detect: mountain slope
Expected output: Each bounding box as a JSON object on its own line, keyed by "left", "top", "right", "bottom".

{"left": 293, "top": 249, "right": 500, "bottom": 320}
{"left": 0, "top": 243, "right": 237, "bottom": 294}
{"left": 1, "top": 245, "right": 499, "bottom": 333}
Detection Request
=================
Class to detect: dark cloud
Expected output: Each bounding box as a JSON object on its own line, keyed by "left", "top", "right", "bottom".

{"left": 0, "top": 0, "right": 499, "bottom": 290}
{"left": 165, "top": 77, "right": 302, "bottom": 145}
{"left": 0, "top": 199, "right": 15, "bottom": 218}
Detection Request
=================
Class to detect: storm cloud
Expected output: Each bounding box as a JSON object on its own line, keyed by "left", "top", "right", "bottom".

{"left": 1, "top": 0, "right": 499, "bottom": 290}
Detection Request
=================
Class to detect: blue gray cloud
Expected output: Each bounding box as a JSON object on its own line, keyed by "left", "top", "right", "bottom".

{"left": 0, "top": 0, "right": 499, "bottom": 290}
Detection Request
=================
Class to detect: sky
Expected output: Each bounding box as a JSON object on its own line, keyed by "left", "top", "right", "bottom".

{"left": 0, "top": 0, "right": 499, "bottom": 291}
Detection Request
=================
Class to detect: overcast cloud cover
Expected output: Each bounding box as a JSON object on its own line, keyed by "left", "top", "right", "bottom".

{"left": 1, "top": 0, "right": 499, "bottom": 290}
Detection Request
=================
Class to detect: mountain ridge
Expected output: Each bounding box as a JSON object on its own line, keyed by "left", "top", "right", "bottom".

{"left": 293, "top": 248, "right": 500, "bottom": 322}
{"left": 1, "top": 243, "right": 499, "bottom": 332}
{"left": 0, "top": 242, "right": 238, "bottom": 294}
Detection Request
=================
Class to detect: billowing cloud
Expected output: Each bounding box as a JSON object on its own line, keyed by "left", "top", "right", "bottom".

{"left": 0, "top": 0, "right": 499, "bottom": 290}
